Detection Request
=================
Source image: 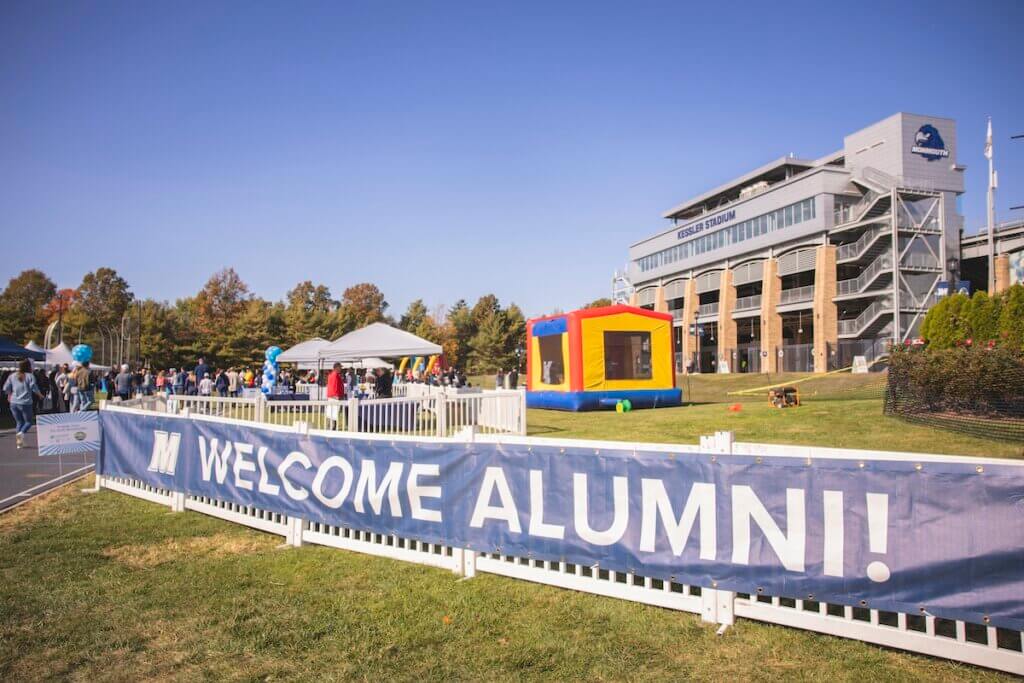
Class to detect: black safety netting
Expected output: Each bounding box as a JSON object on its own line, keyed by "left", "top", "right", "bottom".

{"left": 884, "top": 346, "right": 1024, "bottom": 444}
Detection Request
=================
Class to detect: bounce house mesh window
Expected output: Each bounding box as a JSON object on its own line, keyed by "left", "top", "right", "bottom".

{"left": 539, "top": 334, "right": 565, "bottom": 385}
{"left": 604, "top": 331, "right": 652, "bottom": 380}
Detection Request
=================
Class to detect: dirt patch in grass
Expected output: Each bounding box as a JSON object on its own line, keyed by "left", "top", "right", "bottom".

{"left": 103, "top": 531, "right": 275, "bottom": 569}
{"left": 0, "top": 474, "right": 86, "bottom": 533}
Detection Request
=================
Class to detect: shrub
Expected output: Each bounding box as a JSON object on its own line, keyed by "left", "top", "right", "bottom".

{"left": 920, "top": 283, "right": 1024, "bottom": 350}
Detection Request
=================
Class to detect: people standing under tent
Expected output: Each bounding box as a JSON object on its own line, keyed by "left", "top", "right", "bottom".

{"left": 60, "top": 364, "right": 72, "bottom": 409}
{"left": 115, "top": 364, "right": 133, "bottom": 401}
{"left": 4, "top": 359, "right": 44, "bottom": 449}
{"left": 215, "top": 368, "right": 229, "bottom": 397}
{"left": 374, "top": 367, "right": 393, "bottom": 398}
{"left": 326, "top": 363, "right": 344, "bottom": 400}
{"left": 243, "top": 366, "right": 254, "bottom": 388}
{"left": 71, "top": 361, "right": 93, "bottom": 411}
{"left": 227, "top": 367, "right": 239, "bottom": 397}
{"left": 508, "top": 367, "right": 519, "bottom": 389}
{"left": 345, "top": 368, "right": 356, "bottom": 397}
{"left": 495, "top": 368, "right": 505, "bottom": 390}
{"left": 32, "top": 368, "right": 48, "bottom": 413}
{"left": 50, "top": 364, "right": 66, "bottom": 412}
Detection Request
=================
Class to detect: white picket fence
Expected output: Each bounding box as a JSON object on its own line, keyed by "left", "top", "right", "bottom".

{"left": 94, "top": 405, "right": 1024, "bottom": 675}
{"left": 142, "top": 389, "right": 526, "bottom": 438}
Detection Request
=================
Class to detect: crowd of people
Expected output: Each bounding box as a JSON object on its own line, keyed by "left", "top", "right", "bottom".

{"left": 4, "top": 352, "right": 523, "bottom": 447}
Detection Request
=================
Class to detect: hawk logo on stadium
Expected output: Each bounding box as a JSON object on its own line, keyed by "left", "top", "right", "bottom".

{"left": 911, "top": 124, "right": 949, "bottom": 161}
{"left": 148, "top": 430, "right": 182, "bottom": 476}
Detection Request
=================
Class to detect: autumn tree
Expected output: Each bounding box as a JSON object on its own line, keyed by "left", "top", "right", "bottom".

{"left": 75, "top": 267, "right": 133, "bottom": 332}
{"left": 285, "top": 280, "right": 337, "bottom": 344}
{"left": 582, "top": 297, "right": 612, "bottom": 309}
{"left": 0, "top": 269, "right": 57, "bottom": 343}
{"left": 333, "top": 283, "right": 388, "bottom": 335}
{"left": 399, "top": 299, "right": 429, "bottom": 333}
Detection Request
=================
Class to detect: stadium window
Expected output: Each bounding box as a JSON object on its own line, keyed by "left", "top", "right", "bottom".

{"left": 539, "top": 334, "right": 565, "bottom": 385}
{"left": 604, "top": 331, "right": 652, "bottom": 380}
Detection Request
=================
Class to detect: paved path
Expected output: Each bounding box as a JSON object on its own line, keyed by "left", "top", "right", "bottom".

{"left": 0, "top": 429, "right": 95, "bottom": 512}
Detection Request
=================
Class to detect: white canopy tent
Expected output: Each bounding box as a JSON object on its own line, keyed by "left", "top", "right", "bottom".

{"left": 277, "top": 338, "right": 330, "bottom": 365}
{"left": 318, "top": 323, "right": 441, "bottom": 362}
{"left": 24, "top": 340, "right": 45, "bottom": 354}
{"left": 47, "top": 342, "right": 74, "bottom": 367}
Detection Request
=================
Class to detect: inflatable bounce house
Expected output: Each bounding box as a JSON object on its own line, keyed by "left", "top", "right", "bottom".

{"left": 526, "top": 305, "right": 682, "bottom": 411}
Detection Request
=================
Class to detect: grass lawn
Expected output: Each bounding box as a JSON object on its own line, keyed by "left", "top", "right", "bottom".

{"left": 520, "top": 372, "right": 1023, "bottom": 459}
{"left": 0, "top": 480, "right": 1012, "bottom": 681}
{"left": 1, "top": 372, "right": 1018, "bottom": 679}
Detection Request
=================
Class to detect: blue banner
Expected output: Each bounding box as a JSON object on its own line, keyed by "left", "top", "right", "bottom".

{"left": 99, "top": 409, "right": 1024, "bottom": 631}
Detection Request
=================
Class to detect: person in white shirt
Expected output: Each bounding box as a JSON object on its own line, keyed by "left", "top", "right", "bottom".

{"left": 198, "top": 375, "right": 214, "bottom": 396}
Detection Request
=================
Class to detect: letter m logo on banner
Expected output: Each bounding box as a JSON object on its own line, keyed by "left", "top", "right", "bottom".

{"left": 148, "top": 430, "right": 182, "bottom": 475}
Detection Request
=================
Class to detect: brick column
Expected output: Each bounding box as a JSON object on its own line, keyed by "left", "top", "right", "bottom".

{"left": 628, "top": 290, "right": 639, "bottom": 306}
{"left": 654, "top": 284, "right": 668, "bottom": 313}
{"left": 680, "top": 278, "right": 698, "bottom": 370}
{"left": 994, "top": 254, "right": 1010, "bottom": 294}
{"left": 813, "top": 245, "right": 838, "bottom": 373}
{"left": 760, "top": 258, "right": 781, "bottom": 373}
{"left": 717, "top": 269, "right": 736, "bottom": 372}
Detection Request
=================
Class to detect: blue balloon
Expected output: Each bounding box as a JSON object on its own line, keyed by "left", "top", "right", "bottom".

{"left": 265, "top": 346, "right": 282, "bottom": 363}
{"left": 71, "top": 344, "right": 93, "bottom": 363}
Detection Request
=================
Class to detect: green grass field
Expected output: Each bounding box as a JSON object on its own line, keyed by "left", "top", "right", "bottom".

{"left": 1, "top": 371, "right": 1019, "bottom": 680}
{"left": 0, "top": 480, "right": 1012, "bottom": 682}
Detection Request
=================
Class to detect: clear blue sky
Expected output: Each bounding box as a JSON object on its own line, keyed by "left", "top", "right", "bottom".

{"left": 1, "top": 0, "right": 1022, "bottom": 318}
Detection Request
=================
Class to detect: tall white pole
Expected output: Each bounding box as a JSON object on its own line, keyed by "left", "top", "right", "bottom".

{"left": 985, "top": 117, "right": 996, "bottom": 293}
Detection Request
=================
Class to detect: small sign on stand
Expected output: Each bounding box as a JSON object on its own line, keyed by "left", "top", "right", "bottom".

{"left": 37, "top": 412, "right": 101, "bottom": 456}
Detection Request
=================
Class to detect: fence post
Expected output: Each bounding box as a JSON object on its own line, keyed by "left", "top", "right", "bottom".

{"left": 347, "top": 397, "right": 359, "bottom": 433}
{"left": 170, "top": 491, "right": 186, "bottom": 512}
{"left": 436, "top": 395, "right": 448, "bottom": 438}
{"left": 518, "top": 388, "right": 527, "bottom": 435}
{"left": 453, "top": 425, "right": 476, "bottom": 577}
{"left": 699, "top": 431, "right": 735, "bottom": 628}
{"left": 255, "top": 395, "right": 266, "bottom": 423}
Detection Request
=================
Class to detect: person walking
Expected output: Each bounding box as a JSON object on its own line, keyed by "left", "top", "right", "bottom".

{"left": 115, "top": 364, "right": 133, "bottom": 401}
{"left": 71, "top": 362, "right": 93, "bottom": 411}
{"left": 4, "top": 360, "right": 44, "bottom": 448}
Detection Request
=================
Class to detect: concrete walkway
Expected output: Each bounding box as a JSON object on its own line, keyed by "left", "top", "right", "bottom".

{"left": 0, "top": 429, "right": 95, "bottom": 512}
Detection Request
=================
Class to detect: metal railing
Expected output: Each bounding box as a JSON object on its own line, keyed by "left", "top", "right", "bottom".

{"left": 733, "top": 294, "right": 762, "bottom": 312}
{"left": 902, "top": 252, "right": 941, "bottom": 270}
{"left": 836, "top": 226, "right": 884, "bottom": 261}
{"left": 779, "top": 284, "right": 815, "bottom": 305}
{"left": 698, "top": 301, "right": 719, "bottom": 317}
{"left": 836, "top": 254, "right": 892, "bottom": 296}
{"left": 838, "top": 298, "right": 892, "bottom": 336}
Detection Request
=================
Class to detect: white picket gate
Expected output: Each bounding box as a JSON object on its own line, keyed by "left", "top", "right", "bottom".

{"left": 93, "top": 405, "right": 1024, "bottom": 675}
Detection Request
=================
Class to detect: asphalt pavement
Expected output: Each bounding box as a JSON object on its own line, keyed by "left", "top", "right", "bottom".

{"left": 0, "top": 428, "right": 95, "bottom": 512}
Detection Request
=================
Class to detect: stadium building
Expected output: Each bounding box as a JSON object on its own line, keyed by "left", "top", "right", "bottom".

{"left": 622, "top": 112, "right": 969, "bottom": 373}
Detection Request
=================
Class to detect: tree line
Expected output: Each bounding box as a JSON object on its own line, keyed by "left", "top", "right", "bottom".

{"left": 0, "top": 267, "right": 530, "bottom": 373}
